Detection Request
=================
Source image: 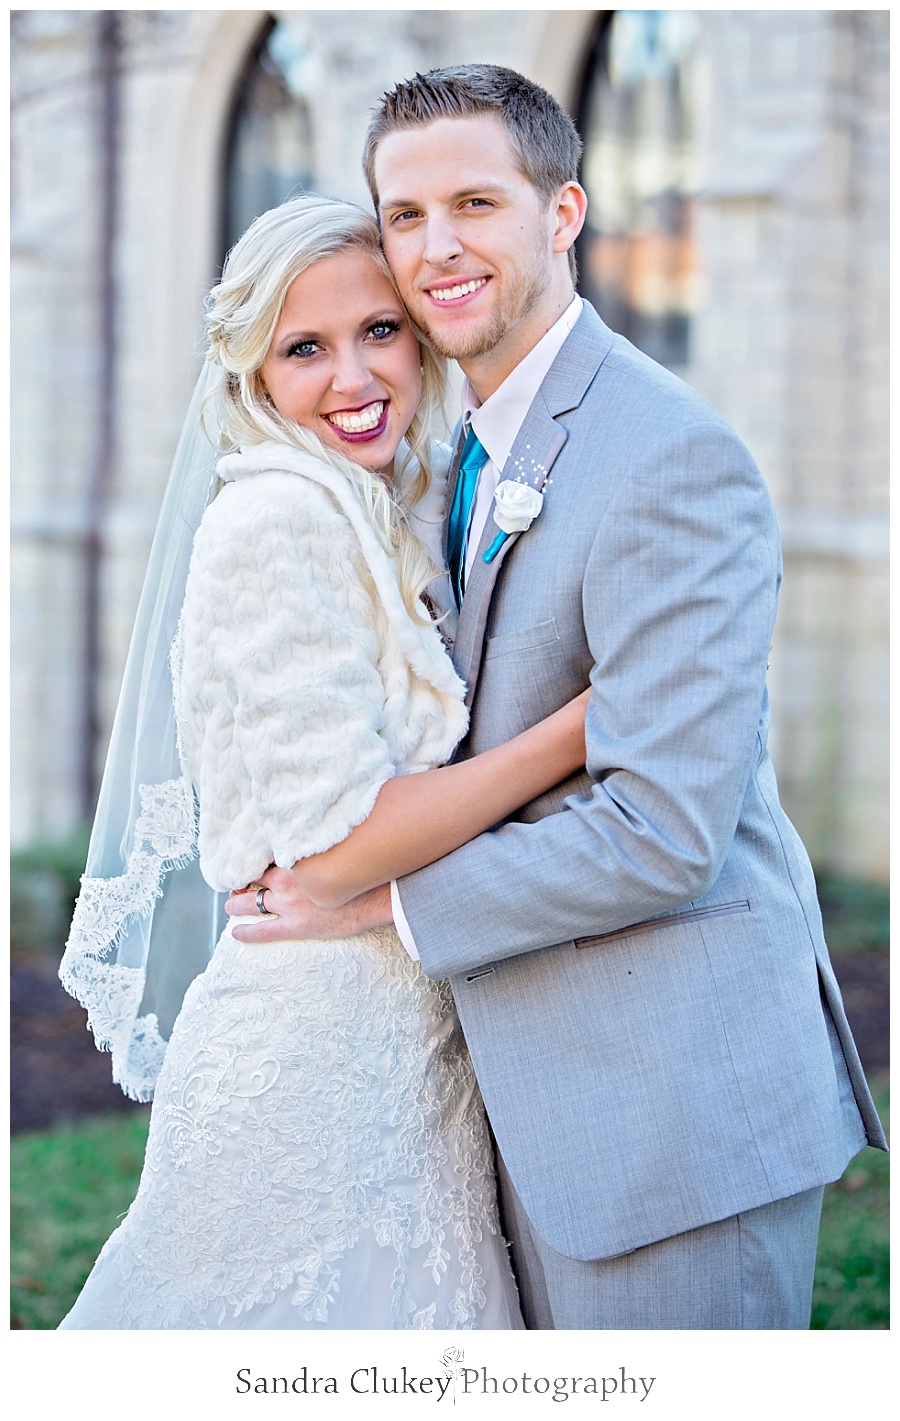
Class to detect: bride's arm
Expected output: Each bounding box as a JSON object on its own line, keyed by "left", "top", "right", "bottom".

{"left": 272, "top": 690, "right": 589, "bottom": 908}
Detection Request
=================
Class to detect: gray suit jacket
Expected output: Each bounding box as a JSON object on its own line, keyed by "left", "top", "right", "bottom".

{"left": 398, "top": 304, "right": 886, "bottom": 1262}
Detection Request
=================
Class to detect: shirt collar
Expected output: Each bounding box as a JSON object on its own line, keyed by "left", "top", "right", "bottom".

{"left": 461, "top": 294, "right": 583, "bottom": 472}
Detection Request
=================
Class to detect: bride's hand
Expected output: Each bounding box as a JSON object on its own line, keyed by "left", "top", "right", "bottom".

{"left": 226, "top": 871, "right": 393, "bottom": 944}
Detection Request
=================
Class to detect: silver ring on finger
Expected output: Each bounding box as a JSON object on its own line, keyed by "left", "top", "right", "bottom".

{"left": 256, "top": 886, "right": 273, "bottom": 916}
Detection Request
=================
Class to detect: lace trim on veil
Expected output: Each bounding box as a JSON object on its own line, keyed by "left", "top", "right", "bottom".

{"left": 59, "top": 774, "right": 198, "bottom": 1101}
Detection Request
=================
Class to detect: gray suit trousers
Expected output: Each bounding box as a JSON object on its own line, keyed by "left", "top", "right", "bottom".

{"left": 496, "top": 1152, "right": 824, "bottom": 1330}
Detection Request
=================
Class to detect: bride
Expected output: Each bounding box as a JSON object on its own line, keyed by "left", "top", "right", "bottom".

{"left": 58, "top": 194, "right": 587, "bottom": 1329}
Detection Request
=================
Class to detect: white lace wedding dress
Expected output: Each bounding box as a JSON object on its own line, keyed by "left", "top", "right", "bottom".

{"left": 59, "top": 921, "right": 522, "bottom": 1329}
{"left": 59, "top": 445, "right": 524, "bottom": 1331}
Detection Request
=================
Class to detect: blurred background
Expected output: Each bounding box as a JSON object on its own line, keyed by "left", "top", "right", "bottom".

{"left": 10, "top": 9, "right": 888, "bottom": 1329}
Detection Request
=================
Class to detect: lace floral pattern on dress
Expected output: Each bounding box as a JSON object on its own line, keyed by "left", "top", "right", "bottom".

{"left": 68, "top": 929, "right": 508, "bottom": 1330}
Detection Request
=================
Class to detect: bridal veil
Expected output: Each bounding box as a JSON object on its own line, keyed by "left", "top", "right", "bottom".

{"left": 59, "top": 363, "right": 225, "bottom": 1100}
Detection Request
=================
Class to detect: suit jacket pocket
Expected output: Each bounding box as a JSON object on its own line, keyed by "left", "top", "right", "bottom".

{"left": 575, "top": 899, "right": 751, "bottom": 949}
{"left": 484, "top": 617, "right": 560, "bottom": 660}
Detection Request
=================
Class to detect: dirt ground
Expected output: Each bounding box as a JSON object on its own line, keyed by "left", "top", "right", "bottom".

{"left": 11, "top": 952, "right": 149, "bottom": 1131}
{"left": 10, "top": 944, "right": 889, "bottom": 1134}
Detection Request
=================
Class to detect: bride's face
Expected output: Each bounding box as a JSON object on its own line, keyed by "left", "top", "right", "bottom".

{"left": 260, "top": 249, "right": 423, "bottom": 474}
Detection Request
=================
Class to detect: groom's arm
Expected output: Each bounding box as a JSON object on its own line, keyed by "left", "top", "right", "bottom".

{"left": 396, "top": 419, "right": 782, "bottom": 980}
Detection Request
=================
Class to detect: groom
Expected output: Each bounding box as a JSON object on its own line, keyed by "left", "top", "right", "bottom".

{"left": 229, "top": 65, "right": 885, "bottom": 1328}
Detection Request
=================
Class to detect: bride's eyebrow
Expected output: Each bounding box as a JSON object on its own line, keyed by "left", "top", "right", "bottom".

{"left": 274, "top": 328, "right": 319, "bottom": 351}
{"left": 360, "top": 307, "right": 405, "bottom": 323}
{"left": 277, "top": 309, "right": 405, "bottom": 344}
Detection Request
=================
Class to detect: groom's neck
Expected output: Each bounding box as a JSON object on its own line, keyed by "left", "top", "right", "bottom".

{"left": 459, "top": 285, "right": 575, "bottom": 403}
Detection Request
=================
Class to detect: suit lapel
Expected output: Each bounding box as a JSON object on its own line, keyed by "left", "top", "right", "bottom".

{"left": 453, "top": 406, "right": 566, "bottom": 706}
{"left": 443, "top": 423, "right": 468, "bottom": 567}
{"left": 451, "top": 305, "right": 613, "bottom": 707}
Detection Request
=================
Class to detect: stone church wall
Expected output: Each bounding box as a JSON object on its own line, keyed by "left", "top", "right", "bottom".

{"left": 10, "top": 9, "right": 888, "bottom": 880}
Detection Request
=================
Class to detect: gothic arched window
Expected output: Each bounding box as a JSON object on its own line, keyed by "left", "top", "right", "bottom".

{"left": 220, "top": 16, "right": 314, "bottom": 264}
{"left": 575, "top": 10, "right": 698, "bottom": 368}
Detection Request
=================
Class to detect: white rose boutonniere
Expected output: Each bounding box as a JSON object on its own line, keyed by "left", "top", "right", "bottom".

{"left": 493, "top": 480, "right": 544, "bottom": 533}
{"left": 483, "top": 477, "right": 547, "bottom": 563}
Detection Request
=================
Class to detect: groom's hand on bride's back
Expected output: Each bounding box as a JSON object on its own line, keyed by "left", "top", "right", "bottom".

{"left": 226, "top": 870, "right": 393, "bottom": 943}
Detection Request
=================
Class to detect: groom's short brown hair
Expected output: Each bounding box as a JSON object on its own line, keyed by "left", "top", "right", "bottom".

{"left": 363, "top": 64, "right": 584, "bottom": 211}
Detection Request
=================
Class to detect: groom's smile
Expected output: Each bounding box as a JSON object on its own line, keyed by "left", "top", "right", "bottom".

{"left": 425, "top": 276, "right": 490, "bottom": 304}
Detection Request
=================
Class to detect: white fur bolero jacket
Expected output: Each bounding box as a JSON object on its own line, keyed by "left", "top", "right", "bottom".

{"left": 171, "top": 441, "right": 468, "bottom": 893}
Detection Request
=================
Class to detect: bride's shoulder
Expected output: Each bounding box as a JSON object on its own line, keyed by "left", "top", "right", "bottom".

{"left": 216, "top": 441, "right": 334, "bottom": 493}
{"left": 209, "top": 443, "right": 347, "bottom": 517}
{"left": 194, "top": 445, "right": 355, "bottom": 571}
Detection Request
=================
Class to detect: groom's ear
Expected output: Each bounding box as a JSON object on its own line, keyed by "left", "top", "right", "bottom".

{"left": 551, "top": 182, "right": 588, "bottom": 255}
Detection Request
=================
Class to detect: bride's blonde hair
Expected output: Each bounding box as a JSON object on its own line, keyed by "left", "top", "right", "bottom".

{"left": 204, "top": 194, "right": 447, "bottom": 618}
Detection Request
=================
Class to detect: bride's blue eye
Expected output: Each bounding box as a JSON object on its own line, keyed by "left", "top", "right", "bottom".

{"left": 369, "top": 320, "right": 401, "bottom": 341}
{"left": 286, "top": 340, "right": 319, "bottom": 359}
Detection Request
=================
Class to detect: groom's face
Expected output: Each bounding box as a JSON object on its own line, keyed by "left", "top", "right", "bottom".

{"left": 374, "top": 115, "right": 561, "bottom": 384}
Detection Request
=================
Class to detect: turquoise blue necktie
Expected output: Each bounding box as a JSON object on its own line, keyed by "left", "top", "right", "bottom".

{"left": 446, "top": 426, "right": 489, "bottom": 608}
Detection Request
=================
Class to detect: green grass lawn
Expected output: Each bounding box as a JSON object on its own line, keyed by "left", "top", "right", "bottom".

{"left": 810, "top": 1073, "right": 890, "bottom": 1329}
{"left": 10, "top": 1110, "right": 152, "bottom": 1330}
{"left": 10, "top": 1081, "right": 889, "bottom": 1330}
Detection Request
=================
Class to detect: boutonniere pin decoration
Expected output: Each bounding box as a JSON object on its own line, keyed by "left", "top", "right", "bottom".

{"left": 483, "top": 452, "right": 552, "bottom": 564}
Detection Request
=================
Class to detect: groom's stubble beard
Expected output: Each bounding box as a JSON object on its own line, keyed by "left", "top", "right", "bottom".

{"left": 413, "top": 234, "right": 552, "bottom": 364}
